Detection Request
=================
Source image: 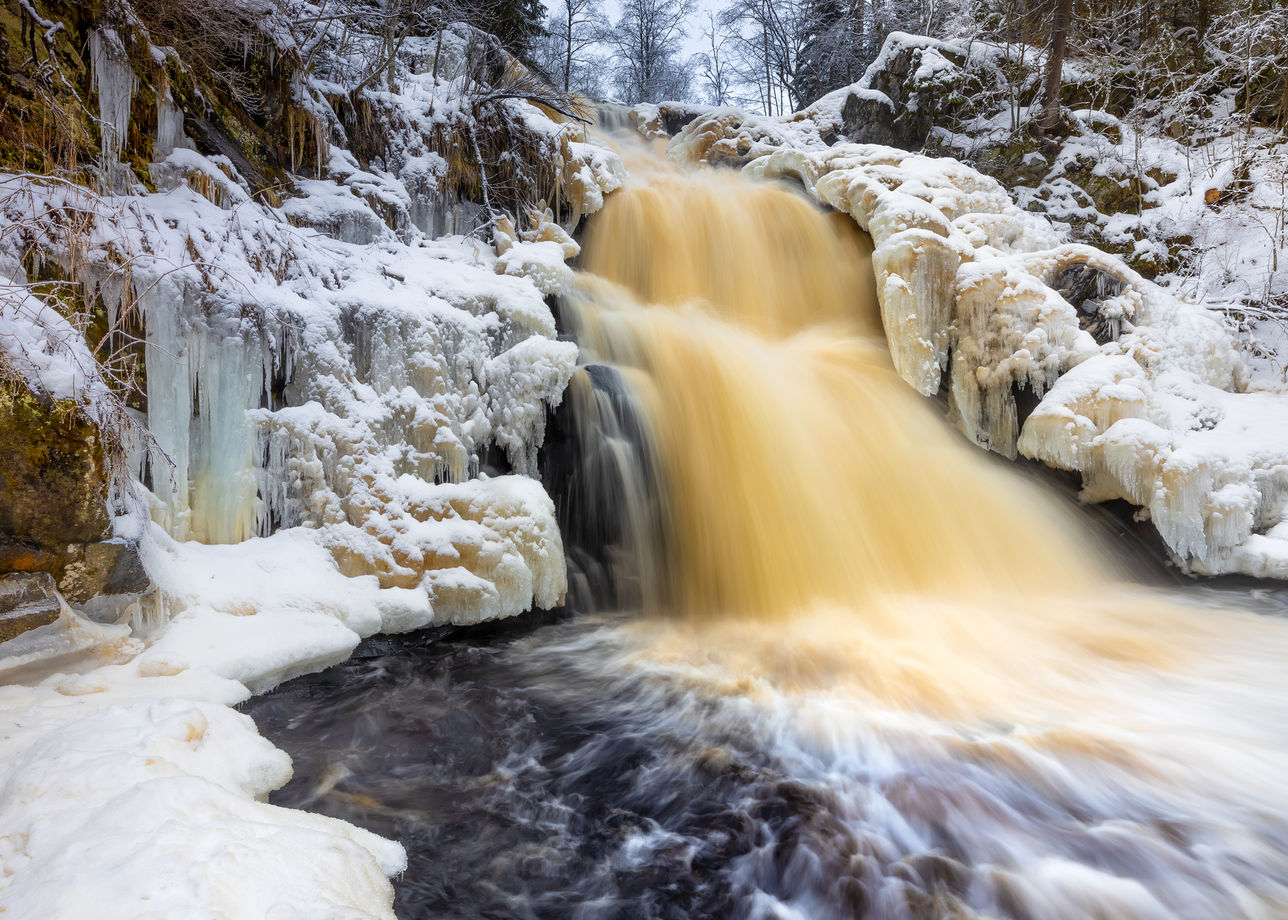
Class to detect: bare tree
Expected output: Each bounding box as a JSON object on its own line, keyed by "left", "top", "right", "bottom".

{"left": 602, "top": 0, "right": 696, "bottom": 103}
{"left": 285, "top": 0, "right": 501, "bottom": 95}
{"left": 551, "top": 0, "right": 605, "bottom": 93}
{"left": 718, "top": 0, "right": 812, "bottom": 115}
{"left": 795, "top": 0, "right": 873, "bottom": 104}
{"left": 695, "top": 10, "right": 734, "bottom": 105}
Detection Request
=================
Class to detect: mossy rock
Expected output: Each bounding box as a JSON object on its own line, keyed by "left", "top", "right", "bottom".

{"left": 0, "top": 381, "right": 109, "bottom": 551}
{"left": 1056, "top": 156, "right": 1145, "bottom": 215}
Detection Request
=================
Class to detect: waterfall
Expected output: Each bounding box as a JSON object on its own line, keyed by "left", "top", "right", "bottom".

{"left": 563, "top": 151, "right": 1112, "bottom": 623}
{"left": 251, "top": 140, "right": 1288, "bottom": 920}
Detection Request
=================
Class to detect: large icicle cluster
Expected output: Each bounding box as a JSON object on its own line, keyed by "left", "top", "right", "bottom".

{"left": 3, "top": 20, "right": 626, "bottom": 625}
{"left": 135, "top": 159, "right": 585, "bottom": 622}
{"left": 668, "top": 108, "right": 1287, "bottom": 578}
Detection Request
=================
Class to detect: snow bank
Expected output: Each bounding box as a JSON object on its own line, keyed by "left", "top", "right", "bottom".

{"left": 0, "top": 274, "right": 111, "bottom": 406}
{"left": 0, "top": 529, "right": 408, "bottom": 919}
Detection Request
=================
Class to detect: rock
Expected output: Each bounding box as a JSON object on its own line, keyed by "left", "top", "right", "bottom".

{"left": 1052, "top": 261, "right": 1130, "bottom": 346}
{"left": 60, "top": 539, "right": 151, "bottom": 605}
{"left": 0, "top": 540, "right": 63, "bottom": 573}
{"left": 1053, "top": 261, "right": 1126, "bottom": 308}
{"left": 657, "top": 103, "right": 705, "bottom": 137}
{"left": 0, "top": 381, "right": 148, "bottom": 606}
{"left": 0, "top": 381, "right": 134, "bottom": 603}
{"left": 840, "top": 92, "right": 907, "bottom": 147}
{"left": 841, "top": 38, "right": 981, "bottom": 151}
{"left": 0, "top": 385, "right": 110, "bottom": 550}
{"left": 0, "top": 572, "right": 62, "bottom": 642}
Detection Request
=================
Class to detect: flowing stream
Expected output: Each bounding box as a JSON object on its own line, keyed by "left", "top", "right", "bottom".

{"left": 247, "top": 144, "right": 1288, "bottom": 919}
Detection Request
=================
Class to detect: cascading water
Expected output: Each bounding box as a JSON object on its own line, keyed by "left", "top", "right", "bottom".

{"left": 249, "top": 141, "right": 1288, "bottom": 919}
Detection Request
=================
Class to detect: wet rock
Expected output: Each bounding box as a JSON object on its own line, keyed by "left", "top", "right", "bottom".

{"left": 903, "top": 851, "right": 972, "bottom": 897}
{"left": 658, "top": 103, "right": 705, "bottom": 137}
{"left": 60, "top": 538, "right": 151, "bottom": 605}
{"left": 1054, "top": 261, "right": 1126, "bottom": 309}
{"left": 1052, "top": 261, "right": 1129, "bottom": 345}
{"left": 837, "top": 874, "right": 870, "bottom": 916}
{"left": 0, "top": 572, "right": 62, "bottom": 642}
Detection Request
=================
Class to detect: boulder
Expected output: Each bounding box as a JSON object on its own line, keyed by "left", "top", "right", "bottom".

{"left": 60, "top": 539, "right": 151, "bottom": 605}
{"left": 0, "top": 380, "right": 149, "bottom": 604}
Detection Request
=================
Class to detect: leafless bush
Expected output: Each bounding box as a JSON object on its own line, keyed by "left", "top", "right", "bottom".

{"left": 125, "top": 0, "right": 288, "bottom": 115}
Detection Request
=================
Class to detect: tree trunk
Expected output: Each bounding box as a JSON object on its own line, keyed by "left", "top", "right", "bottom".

{"left": 1280, "top": 70, "right": 1288, "bottom": 131}
{"left": 563, "top": 9, "right": 573, "bottom": 92}
{"left": 1037, "top": 0, "right": 1072, "bottom": 136}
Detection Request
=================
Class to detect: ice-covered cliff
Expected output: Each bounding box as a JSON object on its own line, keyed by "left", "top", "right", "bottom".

{"left": 0, "top": 2, "right": 621, "bottom": 916}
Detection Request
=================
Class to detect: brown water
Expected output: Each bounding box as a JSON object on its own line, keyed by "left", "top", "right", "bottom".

{"left": 251, "top": 144, "right": 1288, "bottom": 919}
{"left": 565, "top": 153, "right": 1261, "bottom": 724}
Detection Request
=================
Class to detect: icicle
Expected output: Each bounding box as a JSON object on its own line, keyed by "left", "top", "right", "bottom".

{"left": 143, "top": 278, "right": 268, "bottom": 544}
{"left": 143, "top": 281, "right": 193, "bottom": 540}
{"left": 154, "top": 72, "right": 191, "bottom": 161}
{"left": 88, "top": 29, "right": 137, "bottom": 191}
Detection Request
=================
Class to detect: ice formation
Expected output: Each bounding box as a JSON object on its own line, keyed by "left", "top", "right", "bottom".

{"left": 0, "top": 530, "right": 411, "bottom": 919}
{"left": 88, "top": 28, "right": 136, "bottom": 191}
{"left": 6, "top": 44, "right": 623, "bottom": 623}
{"left": 669, "top": 104, "right": 1288, "bottom": 578}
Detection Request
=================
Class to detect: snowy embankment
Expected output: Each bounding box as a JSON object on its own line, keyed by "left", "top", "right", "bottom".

{"left": 0, "top": 18, "right": 623, "bottom": 918}
{"left": 668, "top": 101, "right": 1288, "bottom": 579}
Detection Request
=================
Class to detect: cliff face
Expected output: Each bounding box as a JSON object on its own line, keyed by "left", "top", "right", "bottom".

{"left": 0, "top": 0, "right": 623, "bottom": 628}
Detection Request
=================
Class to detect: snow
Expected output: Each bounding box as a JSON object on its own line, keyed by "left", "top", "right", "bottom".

{"left": 0, "top": 522, "right": 420, "bottom": 918}
{"left": 280, "top": 180, "right": 390, "bottom": 246}
{"left": 493, "top": 209, "right": 582, "bottom": 298}
{"left": 0, "top": 274, "right": 109, "bottom": 405}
